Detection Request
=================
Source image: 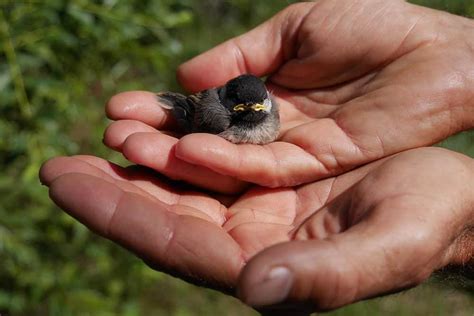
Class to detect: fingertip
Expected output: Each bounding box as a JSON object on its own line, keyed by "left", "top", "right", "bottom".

{"left": 121, "top": 132, "right": 149, "bottom": 164}
{"left": 106, "top": 91, "right": 174, "bottom": 128}
{"left": 105, "top": 91, "right": 151, "bottom": 120}
{"left": 121, "top": 132, "right": 177, "bottom": 167}
{"left": 103, "top": 121, "right": 123, "bottom": 150}
{"left": 39, "top": 156, "right": 68, "bottom": 186}
{"left": 105, "top": 92, "right": 123, "bottom": 119}
{"left": 237, "top": 242, "right": 299, "bottom": 307}
{"left": 40, "top": 156, "right": 114, "bottom": 187}
{"left": 104, "top": 120, "right": 158, "bottom": 151}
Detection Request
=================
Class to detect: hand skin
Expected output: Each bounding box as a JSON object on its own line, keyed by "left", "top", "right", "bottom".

{"left": 39, "top": 147, "right": 474, "bottom": 313}
{"left": 104, "top": 0, "right": 474, "bottom": 193}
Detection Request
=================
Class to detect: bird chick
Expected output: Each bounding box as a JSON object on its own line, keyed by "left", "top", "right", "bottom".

{"left": 156, "top": 74, "right": 279, "bottom": 144}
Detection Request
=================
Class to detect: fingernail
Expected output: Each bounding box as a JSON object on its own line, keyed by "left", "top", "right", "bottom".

{"left": 239, "top": 266, "right": 293, "bottom": 307}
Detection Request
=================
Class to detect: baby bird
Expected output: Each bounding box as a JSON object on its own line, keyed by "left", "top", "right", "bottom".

{"left": 156, "top": 74, "right": 279, "bottom": 144}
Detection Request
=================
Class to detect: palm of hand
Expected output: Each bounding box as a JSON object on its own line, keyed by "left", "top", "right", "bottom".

{"left": 40, "top": 155, "right": 334, "bottom": 291}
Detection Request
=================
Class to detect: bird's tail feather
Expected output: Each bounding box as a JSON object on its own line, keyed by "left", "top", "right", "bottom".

{"left": 156, "top": 92, "right": 194, "bottom": 132}
{"left": 156, "top": 92, "right": 186, "bottom": 109}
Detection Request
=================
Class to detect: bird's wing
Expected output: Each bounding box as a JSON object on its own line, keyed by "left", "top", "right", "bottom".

{"left": 190, "top": 89, "right": 231, "bottom": 134}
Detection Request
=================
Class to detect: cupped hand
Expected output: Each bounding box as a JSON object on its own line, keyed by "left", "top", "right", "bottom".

{"left": 105, "top": 0, "right": 474, "bottom": 190}
{"left": 102, "top": 96, "right": 248, "bottom": 194}
{"left": 39, "top": 147, "right": 474, "bottom": 312}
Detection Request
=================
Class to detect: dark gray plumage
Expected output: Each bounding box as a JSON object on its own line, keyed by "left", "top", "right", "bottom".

{"left": 157, "top": 74, "right": 280, "bottom": 144}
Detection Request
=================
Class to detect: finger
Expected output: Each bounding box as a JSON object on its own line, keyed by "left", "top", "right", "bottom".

{"left": 175, "top": 118, "right": 371, "bottom": 187}
{"left": 40, "top": 156, "right": 174, "bottom": 202}
{"left": 40, "top": 156, "right": 227, "bottom": 224}
{"left": 269, "top": 1, "right": 428, "bottom": 89}
{"left": 104, "top": 119, "right": 157, "bottom": 150}
{"left": 48, "top": 173, "right": 244, "bottom": 291}
{"left": 73, "top": 156, "right": 225, "bottom": 222}
{"left": 106, "top": 91, "right": 176, "bottom": 129}
{"left": 177, "top": 3, "right": 311, "bottom": 92}
{"left": 178, "top": 1, "right": 426, "bottom": 92}
{"left": 121, "top": 132, "right": 248, "bottom": 194}
{"left": 174, "top": 116, "right": 426, "bottom": 188}
{"left": 40, "top": 156, "right": 156, "bottom": 201}
{"left": 175, "top": 133, "right": 329, "bottom": 188}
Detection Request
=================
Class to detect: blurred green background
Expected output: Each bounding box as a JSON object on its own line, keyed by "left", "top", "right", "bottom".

{"left": 0, "top": 0, "right": 473, "bottom": 315}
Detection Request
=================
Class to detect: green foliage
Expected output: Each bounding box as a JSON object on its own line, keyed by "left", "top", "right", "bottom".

{"left": 0, "top": 0, "right": 472, "bottom": 315}
{"left": 410, "top": 0, "right": 474, "bottom": 16}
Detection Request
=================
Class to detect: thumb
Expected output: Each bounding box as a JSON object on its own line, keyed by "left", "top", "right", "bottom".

{"left": 237, "top": 199, "right": 447, "bottom": 311}
{"left": 176, "top": 3, "right": 311, "bottom": 93}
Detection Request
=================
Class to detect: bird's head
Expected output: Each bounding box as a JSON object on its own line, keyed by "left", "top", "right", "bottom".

{"left": 218, "top": 74, "right": 273, "bottom": 122}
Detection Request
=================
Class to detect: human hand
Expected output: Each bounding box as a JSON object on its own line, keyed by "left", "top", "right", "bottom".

{"left": 105, "top": 0, "right": 474, "bottom": 190}
{"left": 39, "top": 147, "right": 474, "bottom": 312}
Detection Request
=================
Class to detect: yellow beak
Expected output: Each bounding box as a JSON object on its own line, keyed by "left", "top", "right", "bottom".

{"left": 233, "top": 103, "right": 266, "bottom": 112}
{"left": 251, "top": 103, "right": 266, "bottom": 111}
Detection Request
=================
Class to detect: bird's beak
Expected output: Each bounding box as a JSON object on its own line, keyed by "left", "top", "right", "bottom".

{"left": 233, "top": 103, "right": 267, "bottom": 112}
{"left": 251, "top": 103, "right": 266, "bottom": 111}
{"left": 233, "top": 104, "right": 247, "bottom": 112}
